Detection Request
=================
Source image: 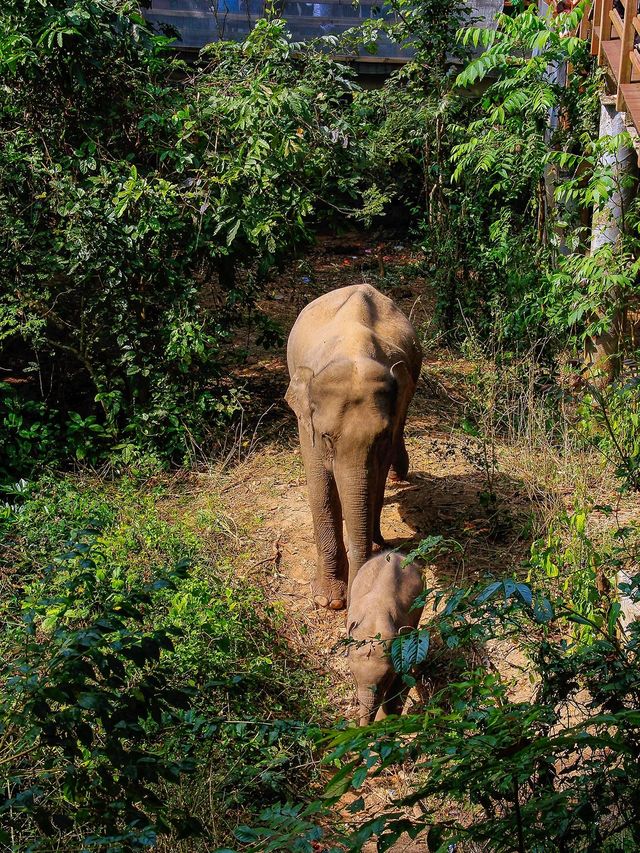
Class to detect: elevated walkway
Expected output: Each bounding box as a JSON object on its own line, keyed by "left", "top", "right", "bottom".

{"left": 590, "top": 0, "right": 640, "bottom": 152}
{"left": 143, "top": 0, "right": 506, "bottom": 70}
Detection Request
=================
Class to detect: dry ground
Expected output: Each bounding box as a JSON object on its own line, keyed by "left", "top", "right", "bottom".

{"left": 164, "top": 232, "right": 640, "bottom": 851}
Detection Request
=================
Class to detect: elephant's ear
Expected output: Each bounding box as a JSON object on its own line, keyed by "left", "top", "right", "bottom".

{"left": 390, "top": 360, "right": 416, "bottom": 392}
{"left": 285, "top": 366, "right": 315, "bottom": 444}
{"left": 390, "top": 360, "right": 416, "bottom": 412}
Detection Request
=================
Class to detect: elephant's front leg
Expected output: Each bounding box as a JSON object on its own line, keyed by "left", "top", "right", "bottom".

{"left": 298, "top": 428, "right": 348, "bottom": 610}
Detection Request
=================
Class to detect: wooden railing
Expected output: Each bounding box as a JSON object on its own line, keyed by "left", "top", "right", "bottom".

{"left": 591, "top": 0, "right": 640, "bottom": 129}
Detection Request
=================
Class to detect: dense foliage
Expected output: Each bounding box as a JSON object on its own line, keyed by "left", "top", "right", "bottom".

{"left": 232, "top": 571, "right": 640, "bottom": 852}
{"left": 4, "top": 0, "right": 640, "bottom": 850}
{"left": 0, "top": 475, "right": 322, "bottom": 850}
{"left": 0, "top": 0, "right": 364, "bottom": 476}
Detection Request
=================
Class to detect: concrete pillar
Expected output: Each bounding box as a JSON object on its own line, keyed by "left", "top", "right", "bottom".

{"left": 617, "top": 569, "right": 640, "bottom": 633}
{"left": 585, "top": 102, "right": 638, "bottom": 382}
{"left": 590, "top": 102, "right": 637, "bottom": 253}
{"left": 538, "top": 1, "right": 569, "bottom": 248}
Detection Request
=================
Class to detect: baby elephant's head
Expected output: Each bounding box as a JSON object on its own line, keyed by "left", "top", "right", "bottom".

{"left": 347, "top": 636, "right": 394, "bottom": 726}
{"left": 346, "top": 627, "right": 413, "bottom": 726}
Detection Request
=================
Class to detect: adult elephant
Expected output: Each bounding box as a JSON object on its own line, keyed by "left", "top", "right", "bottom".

{"left": 285, "top": 284, "right": 422, "bottom": 611}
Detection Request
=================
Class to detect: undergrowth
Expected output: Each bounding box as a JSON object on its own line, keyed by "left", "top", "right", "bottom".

{"left": 0, "top": 470, "right": 327, "bottom": 851}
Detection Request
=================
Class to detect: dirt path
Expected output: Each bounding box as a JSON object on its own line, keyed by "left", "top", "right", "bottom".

{"left": 157, "top": 231, "right": 640, "bottom": 850}
{"left": 180, "top": 232, "right": 550, "bottom": 849}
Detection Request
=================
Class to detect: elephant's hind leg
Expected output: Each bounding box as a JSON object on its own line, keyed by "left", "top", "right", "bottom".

{"left": 389, "top": 440, "right": 409, "bottom": 482}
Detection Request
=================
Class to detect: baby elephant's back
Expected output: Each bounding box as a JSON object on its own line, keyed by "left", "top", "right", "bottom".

{"left": 351, "top": 552, "right": 424, "bottom": 621}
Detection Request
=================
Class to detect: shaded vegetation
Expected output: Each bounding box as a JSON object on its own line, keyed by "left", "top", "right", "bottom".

{"left": 1, "top": 474, "right": 323, "bottom": 850}
{"left": 0, "top": 0, "right": 365, "bottom": 475}
{"left": 3, "top": 0, "right": 640, "bottom": 850}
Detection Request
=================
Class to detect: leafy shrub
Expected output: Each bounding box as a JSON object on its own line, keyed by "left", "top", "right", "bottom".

{"left": 227, "top": 575, "right": 640, "bottom": 852}
{"left": 1, "top": 473, "right": 325, "bottom": 850}
{"left": 575, "top": 380, "right": 640, "bottom": 491}
{"left": 0, "top": 1, "right": 365, "bottom": 476}
{"left": 353, "top": 2, "right": 599, "bottom": 343}
{"left": 527, "top": 504, "right": 620, "bottom": 640}
{"left": 1, "top": 527, "right": 203, "bottom": 850}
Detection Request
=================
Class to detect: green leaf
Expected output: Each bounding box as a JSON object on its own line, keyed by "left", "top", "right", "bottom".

{"left": 390, "top": 628, "right": 430, "bottom": 674}
{"left": 533, "top": 595, "right": 554, "bottom": 623}
{"left": 76, "top": 692, "right": 106, "bottom": 711}
{"left": 226, "top": 219, "right": 241, "bottom": 246}
{"left": 234, "top": 826, "right": 260, "bottom": 842}
{"left": 324, "top": 759, "right": 360, "bottom": 798}
{"left": 476, "top": 581, "right": 501, "bottom": 603}
{"left": 607, "top": 601, "right": 622, "bottom": 635}
{"left": 352, "top": 766, "right": 367, "bottom": 788}
{"left": 515, "top": 583, "right": 532, "bottom": 606}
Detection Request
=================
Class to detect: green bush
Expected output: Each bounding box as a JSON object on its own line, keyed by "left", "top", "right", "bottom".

{"left": 0, "top": 1, "right": 364, "bottom": 477}
{"left": 348, "top": 2, "right": 599, "bottom": 344}
{"left": 0, "top": 473, "right": 324, "bottom": 850}
{"left": 228, "top": 574, "right": 640, "bottom": 852}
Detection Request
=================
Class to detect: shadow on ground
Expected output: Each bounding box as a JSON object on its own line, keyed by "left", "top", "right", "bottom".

{"left": 381, "top": 467, "right": 540, "bottom": 586}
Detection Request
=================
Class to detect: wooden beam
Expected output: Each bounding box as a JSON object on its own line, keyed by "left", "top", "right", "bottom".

{"left": 580, "top": 1, "right": 592, "bottom": 40}
{"left": 610, "top": 6, "right": 624, "bottom": 38}
{"left": 620, "top": 82, "right": 640, "bottom": 141}
{"left": 592, "top": 0, "right": 603, "bottom": 54}
{"left": 603, "top": 36, "right": 623, "bottom": 77}
{"left": 599, "top": 0, "right": 615, "bottom": 65}
{"left": 617, "top": 0, "right": 635, "bottom": 108}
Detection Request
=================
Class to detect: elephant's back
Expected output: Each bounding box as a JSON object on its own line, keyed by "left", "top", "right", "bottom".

{"left": 296, "top": 284, "right": 403, "bottom": 328}
{"left": 288, "top": 285, "right": 421, "bottom": 377}
{"left": 350, "top": 553, "right": 424, "bottom": 621}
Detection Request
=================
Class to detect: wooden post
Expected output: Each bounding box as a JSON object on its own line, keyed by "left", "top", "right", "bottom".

{"left": 617, "top": 0, "right": 634, "bottom": 108}
{"left": 599, "top": 0, "right": 615, "bottom": 64}
{"left": 581, "top": 1, "right": 592, "bottom": 40}
{"left": 592, "top": 0, "right": 602, "bottom": 53}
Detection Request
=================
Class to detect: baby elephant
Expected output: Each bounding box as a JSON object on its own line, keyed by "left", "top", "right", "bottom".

{"left": 346, "top": 551, "right": 424, "bottom": 726}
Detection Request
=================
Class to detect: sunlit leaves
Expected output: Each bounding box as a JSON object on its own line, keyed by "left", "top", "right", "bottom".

{"left": 452, "top": 0, "right": 596, "bottom": 212}
{"left": 390, "top": 628, "right": 430, "bottom": 674}
{"left": 1, "top": 527, "right": 203, "bottom": 848}
{"left": 1, "top": 3, "right": 367, "bottom": 470}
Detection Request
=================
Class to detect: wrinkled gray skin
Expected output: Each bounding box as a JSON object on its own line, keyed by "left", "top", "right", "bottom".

{"left": 346, "top": 551, "right": 424, "bottom": 726}
{"left": 285, "top": 284, "right": 422, "bottom": 611}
